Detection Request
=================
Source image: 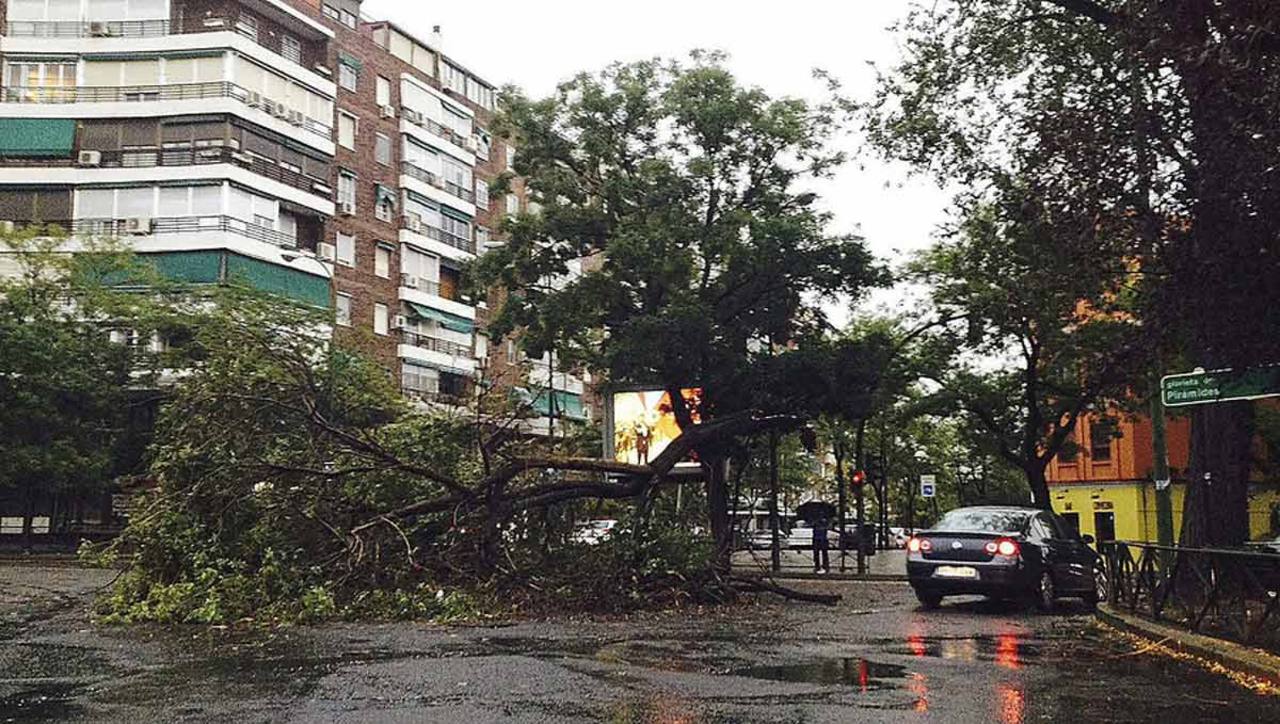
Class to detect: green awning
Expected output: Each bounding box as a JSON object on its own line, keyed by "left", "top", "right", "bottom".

{"left": 406, "top": 302, "right": 474, "bottom": 334}
{"left": 338, "top": 51, "right": 363, "bottom": 70}
{"left": 375, "top": 184, "right": 397, "bottom": 207}
{"left": 440, "top": 204, "right": 472, "bottom": 223}
{"left": 0, "top": 118, "right": 75, "bottom": 157}
{"left": 225, "top": 253, "right": 330, "bottom": 308}
{"left": 530, "top": 388, "right": 586, "bottom": 420}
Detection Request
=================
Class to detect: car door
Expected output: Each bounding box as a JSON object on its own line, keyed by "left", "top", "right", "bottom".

{"left": 1043, "top": 513, "right": 1092, "bottom": 593}
{"left": 1031, "top": 513, "right": 1084, "bottom": 592}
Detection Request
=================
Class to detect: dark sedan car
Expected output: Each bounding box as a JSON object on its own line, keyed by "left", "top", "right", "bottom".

{"left": 906, "top": 506, "right": 1105, "bottom": 610}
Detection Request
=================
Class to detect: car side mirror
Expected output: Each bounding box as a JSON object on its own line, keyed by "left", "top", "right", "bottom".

{"left": 1081, "top": 534, "right": 1095, "bottom": 545}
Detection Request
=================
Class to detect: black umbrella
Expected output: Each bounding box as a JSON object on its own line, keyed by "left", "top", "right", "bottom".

{"left": 796, "top": 501, "right": 837, "bottom": 524}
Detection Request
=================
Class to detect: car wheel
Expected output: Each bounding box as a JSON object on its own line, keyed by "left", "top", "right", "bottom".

{"left": 1033, "top": 571, "right": 1056, "bottom": 612}
{"left": 915, "top": 590, "right": 943, "bottom": 610}
{"left": 1083, "top": 566, "right": 1108, "bottom": 608}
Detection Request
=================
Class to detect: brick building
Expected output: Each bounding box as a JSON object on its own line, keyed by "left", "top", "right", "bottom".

{"left": 0, "top": 0, "right": 591, "bottom": 436}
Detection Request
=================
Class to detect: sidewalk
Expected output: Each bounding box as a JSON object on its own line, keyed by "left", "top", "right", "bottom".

{"left": 1097, "top": 604, "right": 1280, "bottom": 686}
{"left": 731, "top": 548, "right": 908, "bottom": 581}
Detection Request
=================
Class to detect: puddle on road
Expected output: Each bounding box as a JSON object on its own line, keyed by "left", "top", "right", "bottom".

{"left": 730, "top": 658, "right": 907, "bottom": 690}
{"left": 0, "top": 682, "right": 86, "bottom": 722}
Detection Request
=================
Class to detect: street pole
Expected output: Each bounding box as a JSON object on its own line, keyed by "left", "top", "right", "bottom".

{"left": 1151, "top": 377, "right": 1175, "bottom": 557}
{"left": 855, "top": 420, "right": 867, "bottom": 576}
{"left": 835, "top": 437, "right": 848, "bottom": 573}
{"left": 768, "top": 430, "right": 781, "bottom": 573}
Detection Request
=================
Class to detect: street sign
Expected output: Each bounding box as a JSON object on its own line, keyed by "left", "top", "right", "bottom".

{"left": 1162, "top": 365, "right": 1280, "bottom": 408}
{"left": 920, "top": 475, "right": 937, "bottom": 499}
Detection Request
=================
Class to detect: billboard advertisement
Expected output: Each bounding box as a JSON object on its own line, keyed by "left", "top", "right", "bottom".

{"left": 608, "top": 388, "right": 703, "bottom": 466}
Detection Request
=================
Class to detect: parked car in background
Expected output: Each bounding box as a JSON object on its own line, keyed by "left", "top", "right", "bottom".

{"left": 887, "top": 527, "right": 910, "bottom": 549}
{"left": 572, "top": 519, "right": 618, "bottom": 545}
{"left": 906, "top": 506, "right": 1105, "bottom": 611}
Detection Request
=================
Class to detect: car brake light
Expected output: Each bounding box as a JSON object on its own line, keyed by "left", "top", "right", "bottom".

{"left": 907, "top": 537, "right": 923, "bottom": 552}
{"left": 996, "top": 538, "right": 1019, "bottom": 557}
{"left": 984, "top": 541, "right": 999, "bottom": 555}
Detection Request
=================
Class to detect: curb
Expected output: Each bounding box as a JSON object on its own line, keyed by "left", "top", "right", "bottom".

{"left": 1096, "top": 604, "right": 1280, "bottom": 684}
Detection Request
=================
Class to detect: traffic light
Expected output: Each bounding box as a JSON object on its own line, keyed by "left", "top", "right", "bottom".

{"left": 851, "top": 469, "right": 867, "bottom": 487}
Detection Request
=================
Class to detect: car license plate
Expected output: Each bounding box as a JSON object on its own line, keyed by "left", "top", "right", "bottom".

{"left": 934, "top": 565, "right": 978, "bottom": 579}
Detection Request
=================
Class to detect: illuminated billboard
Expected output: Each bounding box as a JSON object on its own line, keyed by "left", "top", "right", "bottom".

{"left": 608, "top": 388, "right": 703, "bottom": 466}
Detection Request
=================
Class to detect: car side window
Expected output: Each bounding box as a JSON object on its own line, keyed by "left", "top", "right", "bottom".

{"left": 1030, "top": 515, "right": 1055, "bottom": 540}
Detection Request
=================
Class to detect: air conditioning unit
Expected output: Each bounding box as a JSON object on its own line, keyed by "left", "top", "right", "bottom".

{"left": 400, "top": 273, "right": 419, "bottom": 289}
{"left": 77, "top": 150, "right": 102, "bottom": 167}
{"left": 403, "top": 109, "right": 423, "bottom": 125}
{"left": 272, "top": 104, "right": 291, "bottom": 120}
{"left": 245, "top": 91, "right": 263, "bottom": 108}
{"left": 317, "top": 242, "right": 336, "bottom": 260}
{"left": 287, "top": 110, "right": 305, "bottom": 127}
{"left": 402, "top": 214, "right": 423, "bottom": 233}
{"left": 89, "top": 22, "right": 116, "bottom": 37}
{"left": 464, "top": 136, "right": 480, "bottom": 153}
{"left": 339, "top": 201, "right": 356, "bottom": 216}
{"left": 392, "top": 315, "right": 409, "bottom": 330}
{"left": 381, "top": 105, "right": 396, "bottom": 119}
{"left": 124, "top": 217, "right": 153, "bottom": 235}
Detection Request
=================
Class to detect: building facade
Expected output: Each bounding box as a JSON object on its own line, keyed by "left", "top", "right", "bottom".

{"left": 0, "top": 0, "right": 591, "bottom": 427}
{"left": 0, "top": 0, "right": 591, "bottom": 543}
{"left": 1046, "top": 408, "right": 1280, "bottom": 544}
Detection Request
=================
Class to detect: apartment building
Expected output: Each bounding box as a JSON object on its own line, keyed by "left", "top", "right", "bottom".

{"left": 0, "top": 0, "right": 591, "bottom": 431}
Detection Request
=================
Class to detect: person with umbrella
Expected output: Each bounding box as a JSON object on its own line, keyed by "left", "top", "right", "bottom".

{"left": 812, "top": 515, "right": 831, "bottom": 574}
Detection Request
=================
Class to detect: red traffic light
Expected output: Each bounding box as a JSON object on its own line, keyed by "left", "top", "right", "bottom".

{"left": 851, "top": 470, "right": 867, "bottom": 486}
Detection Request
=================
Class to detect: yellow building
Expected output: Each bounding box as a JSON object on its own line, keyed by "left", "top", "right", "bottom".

{"left": 1047, "top": 410, "right": 1280, "bottom": 543}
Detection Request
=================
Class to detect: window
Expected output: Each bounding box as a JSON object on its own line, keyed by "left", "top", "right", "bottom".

{"left": 475, "top": 180, "right": 489, "bottom": 209}
{"left": 505, "top": 194, "right": 519, "bottom": 216}
{"left": 340, "top": 10, "right": 357, "bottom": 29}
{"left": 376, "top": 76, "right": 392, "bottom": 107}
{"left": 505, "top": 144, "right": 516, "bottom": 170}
{"left": 339, "top": 63, "right": 358, "bottom": 92}
{"left": 322, "top": 4, "right": 339, "bottom": 21}
{"left": 337, "top": 113, "right": 357, "bottom": 150}
{"left": 336, "top": 231, "right": 355, "bottom": 267}
{"left": 375, "top": 133, "right": 391, "bottom": 166}
{"left": 1090, "top": 419, "right": 1116, "bottom": 462}
{"left": 441, "top": 155, "right": 472, "bottom": 197}
{"left": 282, "top": 36, "right": 302, "bottom": 65}
{"left": 441, "top": 63, "right": 466, "bottom": 94}
{"left": 235, "top": 14, "right": 258, "bottom": 42}
{"left": 337, "top": 171, "right": 356, "bottom": 210}
{"left": 373, "top": 303, "right": 389, "bottom": 335}
{"left": 335, "top": 293, "right": 352, "bottom": 326}
{"left": 375, "top": 245, "right": 391, "bottom": 278}
{"left": 475, "top": 226, "right": 490, "bottom": 247}
{"left": 375, "top": 197, "right": 393, "bottom": 222}
{"left": 401, "top": 245, "right": 440, "bottom": 284}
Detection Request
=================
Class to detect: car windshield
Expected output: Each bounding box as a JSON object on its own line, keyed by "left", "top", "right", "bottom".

{"left": 934, "top": 510, "right": 1030, "bottom": 534}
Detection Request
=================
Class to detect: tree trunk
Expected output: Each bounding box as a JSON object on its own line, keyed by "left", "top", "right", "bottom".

{"left": 1180, "top": 402, "right": 1254, "bottom": 548}
{"left": 1026, "top": 463, "right": 1052, "bottom": 511}
{"left": 704, "top": 455, "right": 732, "bottom": 572}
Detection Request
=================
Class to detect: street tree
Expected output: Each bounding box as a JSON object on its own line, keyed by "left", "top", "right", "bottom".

{"left": 0, "top": 228, "right": 163, "bottom": 546}
{"left": 472, "top": 54, "right": 884, "bottom": 564}
{"left": 913, "top": 182, "right": 1145, "bottom": 509}
{"left": 865, "top": 1, "right": 1278, "bottom": 541}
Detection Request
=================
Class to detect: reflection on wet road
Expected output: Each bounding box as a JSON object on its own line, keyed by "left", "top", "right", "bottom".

{"left": 1, "top": 566, "right": 1276, "bottom": 723}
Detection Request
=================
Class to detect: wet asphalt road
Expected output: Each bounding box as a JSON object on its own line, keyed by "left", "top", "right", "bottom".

{"left": 1, "top": 561, "right": 1276, "bottom": 723}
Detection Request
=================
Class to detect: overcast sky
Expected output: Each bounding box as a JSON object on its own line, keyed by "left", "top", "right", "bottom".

{"left": 363, "top": 0, "right": 950, "bottom": 323}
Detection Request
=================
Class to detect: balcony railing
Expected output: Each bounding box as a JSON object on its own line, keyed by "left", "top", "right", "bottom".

{"left": 5, "top": 19, "right": 321, "bottom": 73}
{"left": 400, "top": 161, "right": 475, "bottom": 204}
{"left": 6, "top": 19, "right": 171, "bottom": 38}
{"left": 0, "top": 147, "right": 331, "bottom": 199}
{"left": 397, "top": 329, "right": 473, "bottom": 358}
{"left": 402, "top": 214, "right": 475, "bottom": 255}
{"left": 401, "top": 108, "right": 471, "bottom": 150}
{"left": 0, "top": 82, "right": 333, "bottom": 141}
{"left": 5, "top": 216, "right": 307, "bottom": 250}
{"left": 401, "top": 386, "right": 470, "bottom": 407}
